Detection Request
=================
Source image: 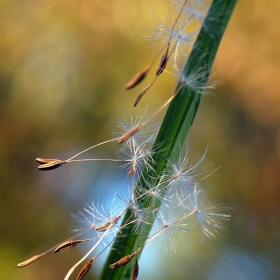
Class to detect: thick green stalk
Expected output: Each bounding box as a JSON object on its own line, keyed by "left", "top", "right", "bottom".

{"left": 99, "top": 0, "right": 237, "bottom": 279}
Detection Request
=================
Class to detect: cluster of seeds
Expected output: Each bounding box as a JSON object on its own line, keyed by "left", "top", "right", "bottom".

{"left": 18, "top": 0, "right": 231, "bottom": 279}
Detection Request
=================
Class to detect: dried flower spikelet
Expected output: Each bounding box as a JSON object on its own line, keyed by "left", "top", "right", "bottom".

{"left": 95, "top": 222, "right": 112, "bottom": 232}
{"left": 125, "top": 67, "right": 150, "bottom": 89}
{"left": 17, "top": 255, "right": 41, "bottom": 268}
{"left": 118, "top": 126, "right": 140, "bottom": 144}
{"left": 38, "top": 159, "right": 66, "bottom": 171}
{"left": 156, "top": 52, "right": 168, "bottom": 76}
{"left": 54, "top": 240, "right": 82, "bottom": 253}
{"left": 132, "top": 260, "right": 139, "bottom": 280}
{"left": 36, "top": 158, "right": 60, "bottom": 164}
{"left": 133, "top": 84, "right": 153, "bottom": 107}
{"left": 109, "top": 252, "right": 137, "bottom": 269}
{"left": 76, "top": 258, "right": 95, "bottom": 280}
{"left": 96, "top": 215, "right": 121, "bottom": 232}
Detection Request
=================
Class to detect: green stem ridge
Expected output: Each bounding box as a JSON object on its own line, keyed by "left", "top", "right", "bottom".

{"left": 99, "top": 0, "right": 237, "bottom": 279}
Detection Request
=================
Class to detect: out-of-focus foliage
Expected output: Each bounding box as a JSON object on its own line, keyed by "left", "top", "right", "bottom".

{"left": 0, "top": 0, "right": 279, "bottom": 279}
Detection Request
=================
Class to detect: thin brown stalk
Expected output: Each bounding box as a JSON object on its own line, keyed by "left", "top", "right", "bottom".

{"left": 121, "top": 82, "right": 185, "bottom": 143}
{"left": 132, "top": 0, "right": 190, "bottom": 107}
{"left": 110, "top": 209, "right": 197, "bottom": 270}
{"left": 17, "top": 226, "right": 95, "bottom": 269}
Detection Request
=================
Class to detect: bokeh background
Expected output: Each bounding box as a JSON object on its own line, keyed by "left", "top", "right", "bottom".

{"left": 1, "top": 0, "right": 280, "bottom": 279}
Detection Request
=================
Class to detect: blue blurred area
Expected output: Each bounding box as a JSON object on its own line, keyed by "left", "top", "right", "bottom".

{"left": 207, "top": 249, "right": 273, "bottom": 280}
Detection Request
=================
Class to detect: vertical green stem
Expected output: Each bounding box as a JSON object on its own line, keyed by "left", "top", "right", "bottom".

{"left": 99, "top": 0, "right": 237, "bottom": 279}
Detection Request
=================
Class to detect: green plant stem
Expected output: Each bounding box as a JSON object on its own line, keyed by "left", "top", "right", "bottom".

{"left": 99, "top": 0, "right": 237, "bottom": 279}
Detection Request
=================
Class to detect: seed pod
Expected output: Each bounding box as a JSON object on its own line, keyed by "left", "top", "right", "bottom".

{"left": 134, "top": 85, "right": 151, "bottom": 107}
{"left": 96, "top": 215, "right": 121, "bottom": 232}
{"left": 132, "top": 260, "right": 139, "bottom": 280}
{"left": 36, "top": 158, "right": 59, "bottom": 164}
{"left": 125, "top": 67, "right": 150, "bottom": 90}
{"left": 156, "top": 52, "right": 168, "bottom": 76}
{"left": 118, "top": 126, "right": 140, "bottom": 144}
{"left": 109, "top": 252, "right": 136, "bottom": 269}
{"left": 96, "top": 221, "right": 112, "bottom": 232}
{"left": 76, "top": 258, "right": 95, "bottom": 280}
{"left": 54, "top": 240, "right": 82, "bottom": 253}
{"left": 17, "top": 255, "right": 41, "bottom": 268}
{"left": 38, "top": 159, "right": 66, "bottom": 171}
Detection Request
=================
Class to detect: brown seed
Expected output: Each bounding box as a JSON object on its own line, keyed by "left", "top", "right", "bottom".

{"left": 132, "top": 260, "right": 139, "bottom": 280}
{"left": 54, "top": 240, "right": 82, "bottom": 253}
{"left": 96, "top": 215, "right": 121, "bottom": 232}
{"left": 36, "top": 158, "right": 59, "bottom": 164}
{"left": 109, "top": 253, "right": 136, "bottom": 269}
{"left": 38, "top": 159, "right": 66, "bottom": 171}
{"left": 125, "top": 67, "right": 150, "bottom": 90}
{"left": 118, "top": 126, "right": 140, "bottom": 144}
{"left": 133, "top": 86, "right": 150, "bottom": 107}
{"left": 96, "top": 221, "right": 112, "bottom": 232}
{"left": 156, "top": 52, "right": 168, "bottom": 76}
{"left": 17, "top": 255, "right": 41, "bottom": 268}
{"left": 76, "top": 258, "right": 95, "bottom": 280}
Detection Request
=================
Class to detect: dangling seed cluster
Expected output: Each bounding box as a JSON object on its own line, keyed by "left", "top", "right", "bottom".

{"left": 17, "top": 1, "right": 233, "bottom": 280}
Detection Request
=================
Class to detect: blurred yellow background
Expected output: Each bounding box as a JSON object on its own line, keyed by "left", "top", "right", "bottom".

{"left": 1, "top": 0, "right": 279, "bottom": 279}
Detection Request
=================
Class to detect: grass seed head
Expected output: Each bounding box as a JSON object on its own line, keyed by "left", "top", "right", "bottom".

{"left": 17, "top": 255, "right": 41, "bottom": 268}
{"left": 109, "top": 253, "right": 137, "bottom": 269}
{"left": 76, "top": 258, "right": 95, "bottom": 280}
{"left": 37, "top": 159, "right": 66, "bottom": 171}
{"left": 54, "top": 240, "right": 82, "bottom": 253}
{"left": 132, "top": 260, "right": 139, "bottom": 280}
{"left": 125, "top": 67, "right": 150, "bottom": 89}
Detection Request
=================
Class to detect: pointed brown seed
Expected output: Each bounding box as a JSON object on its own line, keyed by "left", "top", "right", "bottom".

{"left": 54, "top": 240, "right": 83, "bottom": 253}
{"left": 17, "top": 254, "right": 41, "bottom": 268}
{"left": 125, "top": 67, "right": 150, "bottom": 90}
{"left": 36, "top": 158, "right": 60, "bottom": 164}
{"left": 133, "top": 85, "right": 151, "bottom": 107}
{"left": 118, "top": 126, "right": 140, "bottom": 144}
{"left": 156, "top": 52, "right": 168, "bottom": 76}
{"left": 132, "top": 51, "right": 167, "bottom": 107}
{"left": 132, "top": 260, "right": 139, "bottom": 280}
{"left": 96, "top": 215, "right": 122, "bottom": 232}
{"left": 38, "top": 159, "right": 66, "bottom": 171}
{"left": 76, "top": 258, "right": 95, "bottom": 280}
{"left": 96, "top": 221, "right": 112, "bottom": 232}
{"left": 109, "top": 253, "right": 136, "bottom": 269}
